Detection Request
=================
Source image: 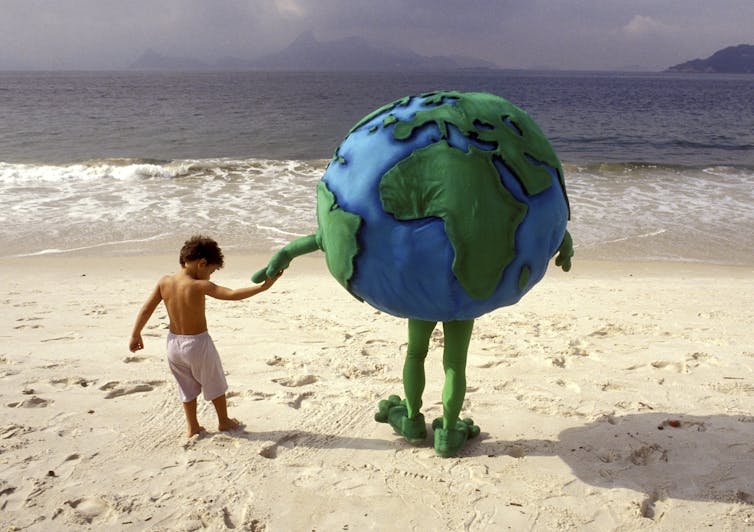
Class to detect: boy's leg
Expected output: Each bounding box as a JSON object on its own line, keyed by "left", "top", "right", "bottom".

{"left": 182, "top": 399, "right": 205, "bottom": 437}
{"left": 211, "top": 394, "right": 241, "bottom": 431}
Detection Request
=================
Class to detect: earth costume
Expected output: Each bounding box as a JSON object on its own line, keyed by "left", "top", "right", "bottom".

{"left": 254, "top": 91, "right": 573, "bottom": 457}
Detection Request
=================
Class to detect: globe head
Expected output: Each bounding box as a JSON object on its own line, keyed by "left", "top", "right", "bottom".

{"left": 316, "top": 91, "right": 570, "bottom": 321}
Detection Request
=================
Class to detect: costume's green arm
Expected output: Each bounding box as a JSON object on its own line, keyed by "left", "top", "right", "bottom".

{"left": 554, "top": 230, "right": 573, "bottom": 272}
{"left": 251, "top": 234, "right": 321, "bottom": 282}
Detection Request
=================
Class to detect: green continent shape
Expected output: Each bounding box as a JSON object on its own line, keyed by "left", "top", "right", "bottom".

{"left": 349, "top": 96, "right": 412, "bottom": 134}
{"left": 392, "top": 91, "right": 568, "bottom": 205}
{"left": 380, "top": 141, "right": 528, "bottom": 300}
{"left": 316, "top": 181, "right": 362, "bottom": 291}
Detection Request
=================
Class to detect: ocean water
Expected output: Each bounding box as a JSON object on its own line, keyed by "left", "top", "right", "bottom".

{"left": 1, "top": 70, "right": 752, "bottom": 265}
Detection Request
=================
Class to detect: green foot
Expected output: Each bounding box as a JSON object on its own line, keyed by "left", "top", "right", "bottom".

{"left": 375, "top": 395, "right": 402, "bottom": 422}
{"left": 375, "top": 395, "right": 427, "bottom": 444}
{"left": 432, "top": 417, "right": 480, "bottom": 458}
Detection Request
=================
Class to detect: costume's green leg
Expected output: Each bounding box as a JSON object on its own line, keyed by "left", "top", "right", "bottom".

{"left": 403, "top": 319, "right": 436, "bottom": 417}
{"left": 433, "top": 319, "right": 480, "bottom": 457}
{"left": 374, "top": 319, "right": 435, "bottom": 444}
{"left": 440, "top": 319, "right": 473, "bottom": 428}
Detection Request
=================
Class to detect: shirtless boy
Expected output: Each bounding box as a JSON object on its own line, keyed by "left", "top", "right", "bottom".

{"left": 129, "top": 235, "right": 280, "bottom": 437}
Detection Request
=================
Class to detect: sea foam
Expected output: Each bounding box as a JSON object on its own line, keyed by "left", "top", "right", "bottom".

{"left": 1, "top": 158, "right": 752, "bottom": 265}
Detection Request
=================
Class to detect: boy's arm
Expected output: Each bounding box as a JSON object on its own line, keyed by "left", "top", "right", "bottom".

{"left": 204, "top": 273, "right": 281, "bottom": 301}
{"left": 129, "top": 283, "right": 163, "bottom": 352}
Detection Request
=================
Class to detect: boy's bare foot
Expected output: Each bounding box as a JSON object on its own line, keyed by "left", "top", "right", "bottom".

{"left": 187, "top": 425, "right": 206, "bottom": 438}
{"left": 211, "top": 395, "right": 241, "bottom": 432}
{"left": 218, "top": 418, "right": 242, "bottom": 432}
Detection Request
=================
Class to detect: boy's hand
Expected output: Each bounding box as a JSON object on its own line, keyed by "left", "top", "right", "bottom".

{"left": 129, "top": 334, "right": 144, "bottom": 352}
{"left": 260, "top": 271, "right": 283, "bottom": 289}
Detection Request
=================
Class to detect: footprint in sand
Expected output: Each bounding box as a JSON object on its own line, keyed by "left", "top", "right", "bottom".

{"left": 1, "top": 424, "right": 32, "bottom": 439}
{"left": 62, "top": 497, "right": 114, "bottom": 525}
{"left": 99, "top": 380, "right": 165, "bottom": 399}
{"left": 340, "top": 362, "right": 385, "bottom": 379}
{"left": 40, "top": 333, "right": 80, "bottom": 343}
{"left": 286, "top": 391, "right": 314, "bottom": 409}
{"left": 629, "top": 444, "right": 668, "bottom": 466}
{"left": 0, "top": 480, "right": 16, "bottom": 498}
{"left": 265, "top": 355, "right": 285, "bottom": 366}
{"left": 14, "top": 321, "right": 42, "bottom": 330}
{"left": 122, "top": 355, "right": 148, "bottom": 363}
{"left": 686, "top": 351, "right": 720, "bottom": 368}
{"left": 554, "top": 379, "right": 582, "bottom": 393}
{"left": 258, "top": 433, "right": 301, "bottom": 459}
{"left": 588, "top": 323, "right": 629, "bottom": 337}
{"left": 6, "top": 396, "right": 51, "bottom": 408}
{"left": 50, "top": 377, "right": 91, "bottom": 388}
{"left": 272, "top": 375, "right": 318, "bottom": 387}
{"left": 568, "top": 338, "right": 590, "bottom": 357}
{"left": 245, "top": 390, "right": 275, "bottom": 401}
{"left": 474, "top": 357, "right": 509, "bottom": 368}
{"left": 649, "top": 360, "right": 689, "bottom": 373}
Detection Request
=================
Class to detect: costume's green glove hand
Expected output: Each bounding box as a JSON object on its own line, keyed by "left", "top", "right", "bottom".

{"left": 555, "top": 230, "right": 573, "bottom": 272}
{"left": 252, "top": 250, "right": 291, "bottom": 283}
{"left": 251, "top": 234, "right": 321, "bottom": 283}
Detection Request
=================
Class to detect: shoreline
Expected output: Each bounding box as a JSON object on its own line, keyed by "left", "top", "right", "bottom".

{"left": 2, "top": 251, "right": 752, "bottom": 277}
{"left": 2, "top": 253, "right": 753, "bottom": 529}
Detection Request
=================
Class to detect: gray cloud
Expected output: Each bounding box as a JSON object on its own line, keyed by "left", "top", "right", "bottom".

{"left": 1, "top": 0, "right": 752, "bottom": 70}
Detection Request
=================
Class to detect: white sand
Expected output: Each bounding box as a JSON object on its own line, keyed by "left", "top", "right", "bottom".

{"left": 1, "top": 253, "right": 753, "bottom": 530}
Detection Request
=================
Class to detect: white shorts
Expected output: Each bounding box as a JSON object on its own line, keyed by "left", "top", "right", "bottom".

{"left": 166, "top": 331, "right": 228, "bottom": 402}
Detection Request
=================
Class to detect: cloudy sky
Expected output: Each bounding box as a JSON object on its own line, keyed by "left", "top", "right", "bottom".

{"left": 1, "top": 0, "right": 752, "bottom": 71}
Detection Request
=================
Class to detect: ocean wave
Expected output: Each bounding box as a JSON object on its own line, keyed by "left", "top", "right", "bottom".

{"left": 2, "top": 157, "right": 752, "bottom": 186}
{"left": 0, "top": 159, "right": 184, "bottom": 183}
{"left": 563, "top": 161, "right": 754, "bottom": 175}
{"left": 0, "top": 157, "right": 331, "bottom": 184}
{"left": 0, "top": 156, "right": 326, "bottom": 257}
{"left": 0, "top": 156, "right": 752, "bottom": 264}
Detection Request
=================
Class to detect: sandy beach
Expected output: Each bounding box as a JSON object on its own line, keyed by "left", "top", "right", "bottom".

{"left": 1, "top": 252, "right": 753, "bottom": 530}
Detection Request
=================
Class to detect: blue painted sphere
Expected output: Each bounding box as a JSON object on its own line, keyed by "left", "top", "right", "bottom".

{"left": 320, "top": 91, "right": 569, "bottom": 321}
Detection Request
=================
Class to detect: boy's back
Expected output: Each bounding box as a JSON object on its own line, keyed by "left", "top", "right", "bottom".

{"left": 159, "top": 270, "right": 212, "bottom": 336}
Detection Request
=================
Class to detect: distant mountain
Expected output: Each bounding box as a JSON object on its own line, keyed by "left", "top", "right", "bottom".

{"left": 240, "top": 31, "right": 497, "bottom": 71}
{"left": 130, "top": 32, "right": 498, "bottom": 71}
{"left": 666, "top": 44, "right": 754, "bottom": 73}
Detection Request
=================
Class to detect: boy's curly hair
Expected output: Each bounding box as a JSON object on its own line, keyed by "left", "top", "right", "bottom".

{"left": 179, "top": 235, "right": 224, "bottom": 268}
